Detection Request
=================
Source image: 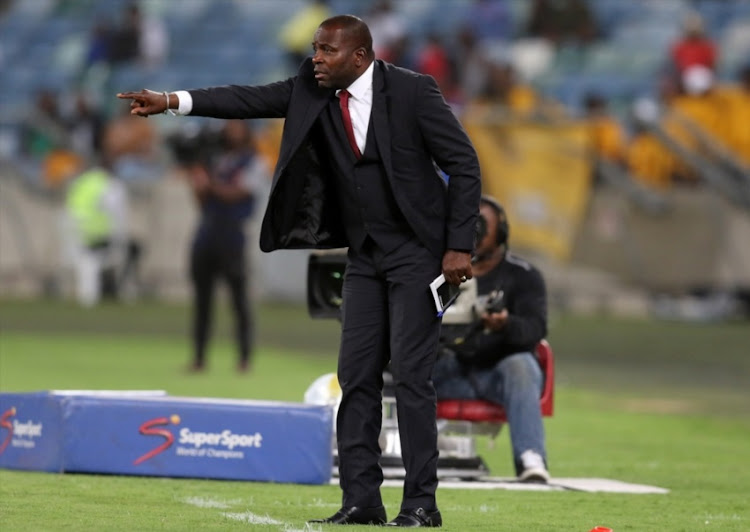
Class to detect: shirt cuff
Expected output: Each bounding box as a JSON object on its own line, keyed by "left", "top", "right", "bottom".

{"left": 174, "top": 91, "right": 193, "bottom": 115}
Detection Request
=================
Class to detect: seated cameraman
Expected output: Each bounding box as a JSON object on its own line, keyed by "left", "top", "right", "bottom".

{"left": 433, "top": 195, "right": 549, "bottom": 482}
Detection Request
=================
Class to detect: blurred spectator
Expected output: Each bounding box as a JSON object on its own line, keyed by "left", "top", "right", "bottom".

{"left": 583, "top": 92, "right": 626, "bottom": 170}
{"left": 680, "top": 64, "right": 716, "bottom": 98}
{"left": 279, "top": 0, "right": 331, "bottom": 71}
{"left": 21, "top": 89, "right": 85, "bottom": 188}
{"left": 416, "top": 33, "right": 462, "bottom": 106}
{"left": 625, "top": 120, "right": 678, "bottom": 190}
{"left": 670, "top": 66, "right": 723, "bottom": 155}
{"left": 665, "top": 64, "right": 750, "bottom": 177}
{"left": 171, "top": 121, "right": 269, "bottom": 373}
{"left": 84, "top": 19, "right": 113, "bottom": 69}
{"left": 102, "top": 105, "right": 159, "bottom": 183}
{"left": 63, "top": 160, "right": 142, "bottom": 306}
{"left": 106, "top": 2, "right": 168, "bottom": 69}
{"left": 137, "top": 5, "right": 169, "bottom": 70}
{"left": 385, "top": 34, "right": 415, "bottom": 70}
{"left": 462, "top": 0, "right": 512, "bottom": 44}
{"left": 475, "top": 61, "right": 539, "bottom": 116}
{"left": 109, "top": 3, "right": 141, "bottom": 65}
{"left": 525, "top": 0, "right": 597, "bottom": 46}
{"left": 22, "top": 89, "right": 68, "bottom": 161}
{"left": 715, "top": 65, "right": 750, "bottom": 166}
{"left": 364, "top": 0, "right": 406, "bottom": 64}
{"left": 670, "top": 12, "right": 717, "bottom": 76}
{"left": 417, "top": 33, "right": 452, "bottom": 88}
{"left": 42, "top": 150, "right": 85, "bottom": 189}
{"left": 625, "top": 98, "right": 680, "bottom": 189}
{"left": 454, "top": 26, "right": 490, "bottom": 101}
{"left": 63, "top": 90, "right": 105, "bottom": 161}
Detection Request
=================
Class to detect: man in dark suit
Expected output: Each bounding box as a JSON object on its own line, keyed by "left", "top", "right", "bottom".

{"left": 118, "top": 14, "right": 481, "bottom": 527}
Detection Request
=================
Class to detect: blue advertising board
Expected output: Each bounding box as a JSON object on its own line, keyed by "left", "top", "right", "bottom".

{"left": 0, "top": 392, "right": 65, "bottom": 472}
{"left": 61, "top": 395, "right": 333, "bottom": 484}
{"left": 0, "top": 392, "right": 333, "bottom": 485}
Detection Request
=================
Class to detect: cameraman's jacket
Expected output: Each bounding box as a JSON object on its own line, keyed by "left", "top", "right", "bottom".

{"left": 464, "top": 252, "right": 547, "bottom": 369}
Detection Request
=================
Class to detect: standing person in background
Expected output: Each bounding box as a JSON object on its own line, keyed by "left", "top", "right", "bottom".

{"left": 171, "top": 121, "right": 267, "bottom": 374}
{"left": 118, "top": 14, "right": 481, "bottom": 527}
{"left": 433, "top": 195, "right": 550, "bottom": 483}
{"left": 64, "top": 158, "right": 141, "bottom": 306}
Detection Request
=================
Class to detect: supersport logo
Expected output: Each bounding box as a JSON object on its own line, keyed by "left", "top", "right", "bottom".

{"left": 133, "top": 414, "right": 181, "bottom": 465}
{"left": 0, "top": 407, "right": 15, "bottom": 455}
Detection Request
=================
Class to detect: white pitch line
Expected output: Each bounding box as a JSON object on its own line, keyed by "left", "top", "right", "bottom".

{"left": 181, "top": 496, "right": 242, "bottom": 509}
{"left": 182, "top": 495, "right": 328, "bottom": 530}
{"left": 221, "top": 511, "right": 283, "bottom": 525}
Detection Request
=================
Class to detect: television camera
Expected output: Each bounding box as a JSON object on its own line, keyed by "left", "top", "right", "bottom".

{"left": 166, "top": 123, "right": 226, "bottom": 168}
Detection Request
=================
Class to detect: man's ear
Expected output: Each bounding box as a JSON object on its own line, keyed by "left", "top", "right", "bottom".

{"left": 354, "top": 47, "right": 366, "bottom": 66}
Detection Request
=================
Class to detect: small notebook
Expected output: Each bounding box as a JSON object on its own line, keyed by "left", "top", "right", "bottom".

{"left": 429, "top": 274, "right": 461, "bottom": 317}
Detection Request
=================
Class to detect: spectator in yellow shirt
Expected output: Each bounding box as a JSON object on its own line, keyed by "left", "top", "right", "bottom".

{"left": 583, "top": 93, "right": 625, "bottom": 166}
{"left": 714, "top": 65, "right": 750, "bottom": 165}
{"left": 279, "top": 0, "right": 331, "bottom": 71}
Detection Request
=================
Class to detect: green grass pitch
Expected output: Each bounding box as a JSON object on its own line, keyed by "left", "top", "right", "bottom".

{"left": 0, "top": 299, "right": 748, "bottom": 531}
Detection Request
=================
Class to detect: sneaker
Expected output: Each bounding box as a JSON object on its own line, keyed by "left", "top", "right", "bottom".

{"left": 518, "top": 450, "right": 550, "bottom": 483}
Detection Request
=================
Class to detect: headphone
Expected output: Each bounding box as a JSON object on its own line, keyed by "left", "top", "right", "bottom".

{"left": 479, "top": 195, "right": 509, "bottom": 246}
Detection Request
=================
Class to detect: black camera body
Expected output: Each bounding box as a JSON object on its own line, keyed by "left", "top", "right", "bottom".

{"left": 484, "top": 289, "right": 506, "bottom": 315}
{"left": 166, "top": 125, "right": 225, "bottom": 168}
{"left": 307, "top": 250, "right": 347, "bottom": 320}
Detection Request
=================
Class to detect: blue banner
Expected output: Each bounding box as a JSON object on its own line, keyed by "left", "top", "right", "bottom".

{"left": 62, "top": 395, "right": 333, "bottom": 484}
{"left": 0, "top": 392, "right": 64, "bottom": 472}
{"left": 0, "top": 392, "right": 333, "bottom": 485}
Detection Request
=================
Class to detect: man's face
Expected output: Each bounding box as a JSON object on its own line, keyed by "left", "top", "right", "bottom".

{"left": 312, "top": 24, "right": 361, "bottom": 89}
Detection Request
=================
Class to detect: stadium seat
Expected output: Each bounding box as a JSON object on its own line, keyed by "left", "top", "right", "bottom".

{"left": 436, "top": 339, "right": 555, "bottom": 424}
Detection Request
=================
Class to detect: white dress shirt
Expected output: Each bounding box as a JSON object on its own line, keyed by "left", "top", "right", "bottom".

{"left": 173, "top": 90, "right": 193, "bottom": 115}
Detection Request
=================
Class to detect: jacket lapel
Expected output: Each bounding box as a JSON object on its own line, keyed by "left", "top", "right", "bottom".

{"left": 280, "top": 86, "right": 331, "bottom": 168}
{"left": 371, "top": 62, "right": 393, "bottom": 181}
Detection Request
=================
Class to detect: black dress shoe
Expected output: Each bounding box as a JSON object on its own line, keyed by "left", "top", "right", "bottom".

{"left": 308, "top": 505, "right": 387, "bottom": 525}
{"left": 385, "top": 508, "right": 442, "bottom": 527}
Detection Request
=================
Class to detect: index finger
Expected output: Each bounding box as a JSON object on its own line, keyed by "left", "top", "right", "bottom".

{"left": 116, "top": 92, "right": 142, "bottom": 99}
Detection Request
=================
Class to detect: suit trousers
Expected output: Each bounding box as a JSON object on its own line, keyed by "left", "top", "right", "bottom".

{"left": 336, "top": 235, "right": 442, "bottom": 511}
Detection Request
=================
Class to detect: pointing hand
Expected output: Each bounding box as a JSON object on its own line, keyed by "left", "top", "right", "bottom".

{"left": 116, "top": 89, "right": 170, "bottom": 117}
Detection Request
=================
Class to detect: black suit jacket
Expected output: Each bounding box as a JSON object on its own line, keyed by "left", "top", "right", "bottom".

{"left": 188, "top": 59, "right": 481, "bottom": 259}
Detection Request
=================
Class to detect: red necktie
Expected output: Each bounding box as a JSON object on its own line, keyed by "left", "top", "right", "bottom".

{"left": 339, "top": 90, "right": 362, "bottom": 159}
